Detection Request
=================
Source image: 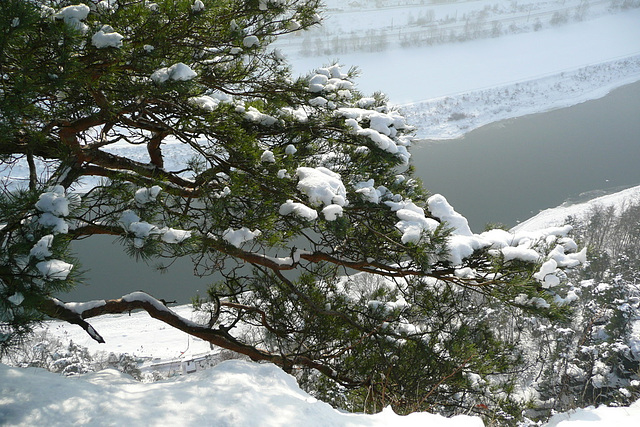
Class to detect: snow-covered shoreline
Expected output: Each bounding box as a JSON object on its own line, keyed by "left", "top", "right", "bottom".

{"left": 286, "top": 8, "right": 640, "bottom": 141}
{"left": 513, "top": 183, "right": 640, "bottom": 232}
{"left": 402, "top": 54, "right": 640, "bottom": 140}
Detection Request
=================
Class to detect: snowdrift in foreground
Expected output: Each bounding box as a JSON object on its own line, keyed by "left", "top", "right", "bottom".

{"left": 2, "top": 360, "right": 640, "bottom": 426}
{"left": 545, "top": 401, "right": 640, "bottom": 427}
{"left": 0, "top": 360, "right": 482, "bottom": 427}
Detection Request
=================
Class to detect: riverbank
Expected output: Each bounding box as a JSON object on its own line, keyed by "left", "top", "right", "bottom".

{"left": 410, "top": 80, "right": 640, "bottom": 231}
{"left": 285, "top": 8, "right": 640, "bottom": 140}
{"left": 402, "top": 54, "right": 640, "bottom": 140}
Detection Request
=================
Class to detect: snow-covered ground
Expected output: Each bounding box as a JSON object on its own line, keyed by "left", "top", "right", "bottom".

{"left": 0, "top": 360, "right": 485, "bottom": 427}
{"left": 2, "top": 307, "right": 640, "bottom": 426}
{"left": 513, "top": 184, "right": 640, "bottom": 232}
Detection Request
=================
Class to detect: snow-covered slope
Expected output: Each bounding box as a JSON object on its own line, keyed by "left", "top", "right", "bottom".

{"left": 513, "top": 184, "right": 640, "bottom": 232}
{"left": 1, "top": 357, "right": 639, "bottom": 426}
{"left": 0, "top": 360, "right": 483, "bottom": 427}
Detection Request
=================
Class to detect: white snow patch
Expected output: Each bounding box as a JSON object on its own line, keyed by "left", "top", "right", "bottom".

{"left": 428, "top": 194, "right": 472, "bottom": 236}
{"left": 321, "top": 204, "right": 343, "bottom": 221}
{"left": 36, "top": 259, "right": 74, "bottom": 281}
{"left": 243, "top": 35, "right": 260, "bottom": 48}
{"left": 161, "top": 228, "right": 192, "bottom": 244}
{"left": 54, "top": 4, "right": 90, "bottom": 32}
{"left": 295, "top": 167, "right": 347, "bottom": 207}
{"left": 279, "top": 200, "right": 318, "bottom": 221}
{"left": 92, "top": 25, "right": 124, "bottom": 49}
{"left": 222, "top": 227, "right": 261, "bottom": 248}
{"left": 36, "top": 185, "right": 70, "bottom": 217}
{"left": 29, "top": 235, "right": 54, "bottom": 260}
{"left": 191, "top": 0, "right": 205, "bottom": 12}
{"left": 134, "top": 186, "right": 161, "bottom": 205}
{"left": 260, "top": 150, "right": 275, "bottom": 163}
{"left": 151, "top": 63, "right": 197, "bottom": 84}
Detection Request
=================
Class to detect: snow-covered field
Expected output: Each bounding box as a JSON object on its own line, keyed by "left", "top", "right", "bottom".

{"left": 4, "top": 1, "right": 640, "bottom": 425}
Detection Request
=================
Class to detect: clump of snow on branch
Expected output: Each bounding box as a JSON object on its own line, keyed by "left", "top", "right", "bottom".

{"left": 354, "top": 180, "right": 386, "bottom": 204}
{"left": 279, "top": 200, "right": 318, "bottom": 221}
{"left": 120, "top": 209, "right": 190, "bottom": 248}
{"left": 191, "top": 0, "right": 205, "bottom": 12}
{"left": 243, "top": 35, "right": 260, "bottom": 48}
{"left": 7, "top": 292, "right": 25, "bottom": 306}
{"left": 121, "top": 187, "right": 192, "bottom": 246}
{"left": 161, "top": 228, "right": 191, "bottom": 244}
{"left": 295, "top": 167, "right": 347, "bottom": 207}
{"left": 29, "top": 235, "right": 54, "bottom": 260}
{"left": 92, "top": 25, "right": 124, "bottom": 49}
{"left": 222, "top": 227, "right": 262, "bottom": 248}
{"left": 338, "top": 106, "right": 412, "bottom": 164}
{"left": 308, "top": 65, "right": 353, "bottom": 93}
{"left": 134, "top": 185, "right": 161, "bottom": 205}
{"left": 385, "top": 199, "right": 439, "bottom": 245}
{"left": 244, "top": 107, "right": 278, "bottom": 126}
{"left": 321, "top": 204, "right": 343, "bottom": 221}
{"left": 285, "top": 145, "right": 297, "bottom": 155}
{"left": 261, "top": 150, "right": 276, "bottom": 163}
{"left": 427, "top": 194, "right": 472, "bottom": 236}
{"left": 54, "top": 4, "right": 90, "bottom": 33}
{"left": 36, "top": 260, "right": 74, "bottom": 281}
{"left": 36, "top": 185, "right": 71, "bottom": 217}
{"left": 151, "top": 63, "right": 197, "bottom": 84}
{"left": 96, "top": 1, "right": 117, "bottom": 12}
{"left": 35, "top": 185, "right": 76, "bottom": 234}
{"left": 189, "top": 92, "right": 234, "bottom": 111}
{"left": 128, "top": 222, "right": 161, "bottom": 248}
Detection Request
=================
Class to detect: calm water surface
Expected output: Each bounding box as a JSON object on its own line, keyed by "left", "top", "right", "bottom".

{"left": 411, "top": 81, "right": 640, "bottom": 231}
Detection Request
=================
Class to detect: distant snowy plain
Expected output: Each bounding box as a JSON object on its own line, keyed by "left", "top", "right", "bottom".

{"left": 3, "top": 1, "right": 640, "bottom": 426}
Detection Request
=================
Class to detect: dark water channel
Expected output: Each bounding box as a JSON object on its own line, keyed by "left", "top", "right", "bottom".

{"left": 63, "top": 81, "right": 640, "bottom": 303}
{"left": 411, "top": 81, "right": 640, "bottom": 232}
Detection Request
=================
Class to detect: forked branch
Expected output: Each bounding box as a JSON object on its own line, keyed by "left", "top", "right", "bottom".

{"left": 41, "top": 292, "right": 361, "bottom": 387}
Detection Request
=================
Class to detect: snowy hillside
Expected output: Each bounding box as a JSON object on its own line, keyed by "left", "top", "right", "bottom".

{"left": 0, "top": 360, "right": 486, "bottom": 427}
{"left": 513, "top": 184, "right": 640, "bottom": 232}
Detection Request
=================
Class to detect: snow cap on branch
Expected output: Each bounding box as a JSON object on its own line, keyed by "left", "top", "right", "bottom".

{"left": 151, "top": 63, "right": 197, "bottom": 84}
{"left": 223, "top": 227, "right": 262, "bottom": 248}
{"left": 54, "top": 4, "right": 90, "bottom": 33}
{"left": 295, "top": 167, "right": 347, "bottom": 207}
{"left": 92, "top": 25, "right": 124, "bottom": 49}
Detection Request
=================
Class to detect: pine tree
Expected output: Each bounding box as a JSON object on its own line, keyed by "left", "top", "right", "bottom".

{"left": 1, "top": 0, "right": 584, "bottom": 417}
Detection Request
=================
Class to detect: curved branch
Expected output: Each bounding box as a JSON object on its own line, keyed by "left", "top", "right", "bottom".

{"left": 42, "top": 292, "right": 361, "bottom": 387}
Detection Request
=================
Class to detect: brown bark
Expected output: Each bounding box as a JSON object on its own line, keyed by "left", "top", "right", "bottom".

{"left": 41, "top": 293, "right": 361, "bottom": 387}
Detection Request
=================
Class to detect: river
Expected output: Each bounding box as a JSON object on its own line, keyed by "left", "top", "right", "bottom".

{"left": 63, "top": 81, "right": 640, "bottom": 303}
{"left": 411, "top": 80, "right": 640, "bottom": 231}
